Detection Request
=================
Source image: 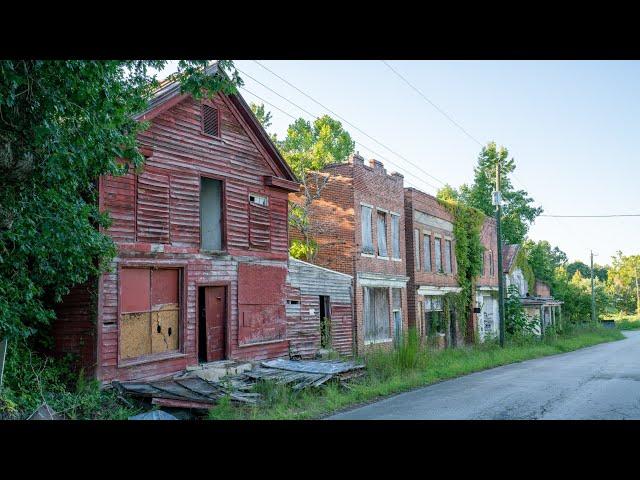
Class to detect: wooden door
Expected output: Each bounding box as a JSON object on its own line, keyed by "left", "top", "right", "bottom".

{"left": 204, "top": 286, "right": 226, "bottom": 361}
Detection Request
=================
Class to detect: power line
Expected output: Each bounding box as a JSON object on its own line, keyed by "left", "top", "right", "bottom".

{"left": 237, "top": 66, "right": 441, "bottom": 191}
{"left": 252, "top": 60, "right": 448, "bottom": 187}
{"left": 238, "top": 86, "right": 438, "bottom": 193}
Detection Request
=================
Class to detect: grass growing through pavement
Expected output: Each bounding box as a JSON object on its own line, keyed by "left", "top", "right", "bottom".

{"left": 208, "top": 324, "right": 624, "bottom": 420}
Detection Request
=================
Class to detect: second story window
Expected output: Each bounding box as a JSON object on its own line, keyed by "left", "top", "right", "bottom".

{"left": 361, "top": 205, "right": 374, "bottom": 255}
{"left": 414, "top": 229, "right": 420, "bottom": 270}
{"left": 377, "top": 211, "right": 388, "bottom": 257}
{"left": 423, "top": 234, "right": 432, "bottom": 272}
{"left": 200, "top": 177, "right": 223, "bottom": 251}
{"left": 480, "top": 250, "right": 485, "bottom": 276}
{"left": 489, "top": 250, "right": 495, "bottom": 276}
{"left": 434, "top": 237, "right": 442, "bottom": 273}
{"left": 445, "top": 239, "right": 453, "bottom": 274}
{"left": 391, "top": 214, "right": 401, "bottom": 259}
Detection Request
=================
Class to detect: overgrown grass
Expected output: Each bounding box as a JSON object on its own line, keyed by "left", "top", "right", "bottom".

{"left": 208, "top": 325, "right": 624, "bottom": 420}
{"left": 0, "top": 340, "right": 141, "bottom": 420}
{"left": 602, "top": 312, "right": 640, "bottom": 330}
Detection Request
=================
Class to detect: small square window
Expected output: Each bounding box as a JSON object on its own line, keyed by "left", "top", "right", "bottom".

{"left": 249, "top": 193, "right": 269, "bottom": 207}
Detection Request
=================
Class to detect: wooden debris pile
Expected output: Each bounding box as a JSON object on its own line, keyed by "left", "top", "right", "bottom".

{"left": 114, "top": 359, "right": 365, "bottom": 409}
{"left": 245, "top": 359, "right": 365, "bottom": 391}
{"left": 112, "top": 376, "right": 261, "bottom": 410}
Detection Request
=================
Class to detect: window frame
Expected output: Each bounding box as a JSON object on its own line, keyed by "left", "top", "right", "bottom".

{"left": 199, "top": 174, "right": 227, "bottom": 253}
{"left": 434, "top": 236, "right": 443, "bottom": 273}
{"left": 444, "top": 239, "right": 453, "bottom": 274}
{"left": 390, "top": 212, "right": 401, "bottom": 260}
{"left": 360, "top": 204, "right": 375, "bottom": 256}
{"left": 376, "top": 209, "right": 388, "bottom": 259}
{"left": 423, "top": 233, "right": 432, "bottom": 272}
{"left": 116, "top": 262, "right": 187, "bottom": 367}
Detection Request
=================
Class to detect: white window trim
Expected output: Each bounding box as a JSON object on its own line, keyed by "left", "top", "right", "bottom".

{"left": 365, "top": 338, "right": 393, "bottom": 345}
{"left": 377, "top": 255, "right": 389, "bottom": 260}
{"left": 360, "top": 201, "right": 374, "bottom": 209}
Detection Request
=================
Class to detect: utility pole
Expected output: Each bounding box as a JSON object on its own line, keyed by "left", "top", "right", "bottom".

{"left": 590, "top": 250, "right": 596, "bottom": 324}
{"left": 495, "top": 162, "right": 506, "bottom": 348}
{"left": 635, "top": 263, "right": 639, "bottom": 316}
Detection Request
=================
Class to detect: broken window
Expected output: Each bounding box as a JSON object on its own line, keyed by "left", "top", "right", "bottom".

{"left": 391, "top": 214, "right": 401, "bottom": 259}
{"left": 414, "top": 229, "right": 421, "bottom": 271}
{"left": 392, "top": 288, "right": 403, "bottom": 342}
{"left": 445, "top": 239, "right": 453, "bottom": 274}
{"left": 361, "top": 205, "right": 374, "bottom": 254}
{"left": 423, "top": 295, "right": 444, "bottom": 336}
{"left": 364, "top": 287, "right": 390, "bottom": 342}
{"left": 249, "top": 193, "right": 269, "bottom": 207}
{"left": 423, "top": 234, "right": 432, "bottom": 272}
{"left": 200, "top": 177, "right": 223, "bottom": 251}
{"left": 319, "top": 295, "right": 331, "bottom": 349}
{"left": 434, "top": 237, "right": 442, "bottom": 273}
{"left": 377, "top": 211, "right": 388, "bottom": 257}
{"left": 119, "top": 267, "right": 180, "bottom": 361}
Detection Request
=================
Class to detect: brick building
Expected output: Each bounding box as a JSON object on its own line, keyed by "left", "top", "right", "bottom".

{"left": 52, "top": 64, "right": 300, "bottom": 382}
{"left": 475, "top": 217, "right": 500, "bottom": 341}
{"left": 404, "top": 188, "right": 462, "bottom": 348}
{"left": 291, "top": 153, "right": 409, "bottom": 354}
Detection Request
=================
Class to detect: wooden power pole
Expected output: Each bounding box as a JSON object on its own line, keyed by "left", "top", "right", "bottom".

{"left": 495, "top": 162, "right": 506, "bottom": 348}
{"left": 591, "top": 250, "right": 596, "bottom": 324}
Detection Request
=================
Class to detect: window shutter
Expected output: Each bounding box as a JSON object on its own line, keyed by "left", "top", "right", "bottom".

{"left": 136, "top": 171, "right": 170, "bottom": 244}
{"left": 249, "top": 200, "right": 271, "bottom": 250}
{"left": 202, "top": 104, "right": 220, "bottom": 137}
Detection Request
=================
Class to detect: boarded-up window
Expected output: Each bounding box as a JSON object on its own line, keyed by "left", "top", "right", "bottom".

{"left": 414, "top": 229, "right": 420, "bottom": 271}
{"left": 377, "top": 211, "right": 388, "bottom": 257}
{"left": 238, "top": 263, "right": 286, "bottom": 345}
{"left": 361, "top": 205, "right": 374, "bottom": 254}
{"left": 120, "top": 267, "right": 180, "bottom": 360}
{"left": 137, "top": 171, "right": 170, "bottom": 243}
{"left": 434, "top": 237, "right": 442, "bottom": 273}
{"left": 445, "top": 239, "right": 453, "bottom": 274}
{"left": 391, "top": 214, "right": 401, "bottom": 259}
{"left": 200, "top": 177, "right": 223, "bottom": 250}
{"left": 249, "top": 193, "right": 271, "bottom": 250}
{"left": 364, "top": 287, "right": 390, "bottom": 342}
{"left": 423, "top": 234, "right": 432, "bottom": 272}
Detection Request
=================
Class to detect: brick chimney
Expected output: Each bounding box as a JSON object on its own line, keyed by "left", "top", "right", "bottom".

{"left": 349, "top": 152, "right": 365, "bottom": 165}
{"left": 368, "top": 158, "right": 386, "bottom": 173}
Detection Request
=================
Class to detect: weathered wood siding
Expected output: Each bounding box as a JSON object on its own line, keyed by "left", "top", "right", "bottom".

{"left": 286, "top": 258, "right": 354, "bottom": 358}
{"left": 75, "top": 92, "right": 296, "bottom": 382}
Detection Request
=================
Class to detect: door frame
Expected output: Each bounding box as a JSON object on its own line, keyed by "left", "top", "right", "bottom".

{"left": 195, "top": 281, "right": 231, "bottom": 362}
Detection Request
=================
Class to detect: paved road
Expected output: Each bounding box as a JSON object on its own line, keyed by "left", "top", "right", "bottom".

{"left": 329, "top": 331, "right": 640, "bottom": 420}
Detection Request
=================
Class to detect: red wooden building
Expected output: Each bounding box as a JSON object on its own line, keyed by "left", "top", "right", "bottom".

{"left": 52, "top": 65, "right": 300, "bottom": 382}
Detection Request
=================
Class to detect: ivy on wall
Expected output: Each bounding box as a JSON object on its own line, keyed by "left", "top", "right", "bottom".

{"left": 437, "top": 198, "right": 485, "bottom": 342}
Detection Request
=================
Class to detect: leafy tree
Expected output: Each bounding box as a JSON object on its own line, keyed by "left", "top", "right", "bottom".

{"left": 279, "top": 115, "right": 355, "bottom": 261}
{"left": 250, "top": 102, "right": 273, "bottom": 131}
{"left": 523, "top": 239, "right": 568, "bottom": 285}
{"left": 607, "top": 251, "right": 640, "bottom": 314}
{"left": 566, "top": 260, "right": 607, "bottom": 283}
{"left": 453, "top": 142, "right": 542, "bottom": 244}
{"left": 0, "top": 60, "right": 242, "bottom": 342}
{"left": 504, "top": 284, "right": 537, "bottom": 336}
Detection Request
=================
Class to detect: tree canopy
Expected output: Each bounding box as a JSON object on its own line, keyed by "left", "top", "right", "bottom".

{"left": 449, "top": 142, "right": 542, "bottom": 245}
{"left": 0, "top": 60, "right": 241, "bottom": 341}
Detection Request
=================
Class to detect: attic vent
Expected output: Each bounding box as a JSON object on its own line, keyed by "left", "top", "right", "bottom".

{"left": 202, "top": 104, "right": 220, "bottom": 137}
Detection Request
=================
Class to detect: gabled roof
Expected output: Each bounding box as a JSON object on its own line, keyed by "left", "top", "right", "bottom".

{"left": 502, "top": 244, "right": 521, "bottom": 273}
{"left": 134, "top": 63, "right": 297, "bottom": 184}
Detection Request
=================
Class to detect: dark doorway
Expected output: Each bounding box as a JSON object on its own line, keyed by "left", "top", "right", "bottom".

{"left": 198, "top": 286, "right": 227, "bottom": 363}
{"left": 319, "top": 295, "right": 331, "bottom": 349}
{"left": 449, "top": 307, "right": 457, "bottom": 348}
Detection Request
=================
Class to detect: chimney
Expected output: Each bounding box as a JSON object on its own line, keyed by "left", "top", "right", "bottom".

{"left": 369, "top": 158, "right": 385, "bottom": 173}
{"left": 349, "top": 151, "right": 365, "bottom": 165}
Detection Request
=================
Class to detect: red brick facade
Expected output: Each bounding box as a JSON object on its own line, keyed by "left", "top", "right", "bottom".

{"left": 290, "top": 154, "right": 409, "bottom": 354}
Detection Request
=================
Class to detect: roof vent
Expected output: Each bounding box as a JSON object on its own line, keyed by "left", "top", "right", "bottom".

{"left": 202, "top": 104, "right": 220, "bottom": 137}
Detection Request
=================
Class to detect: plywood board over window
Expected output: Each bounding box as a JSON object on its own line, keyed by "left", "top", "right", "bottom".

{"left": 120, "top": 267, "right": 180, "bottom": 361}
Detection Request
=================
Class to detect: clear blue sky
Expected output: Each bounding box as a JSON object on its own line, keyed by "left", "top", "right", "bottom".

{"left": 159, "top": 60, "right": 640, "bottom": 266}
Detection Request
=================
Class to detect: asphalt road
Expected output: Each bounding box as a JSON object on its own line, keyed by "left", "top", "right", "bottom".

{"left": 329, "top": 330, "right": 640, "bottom": 420}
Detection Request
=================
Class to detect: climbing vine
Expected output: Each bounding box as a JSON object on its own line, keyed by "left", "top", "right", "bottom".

{"left": 437, "top": 197, "right": 485, "bottom": 342}
{"left": 513, "top": 248, "right": 535, "bottom": 295}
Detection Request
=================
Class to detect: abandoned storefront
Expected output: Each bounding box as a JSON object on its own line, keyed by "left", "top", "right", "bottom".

{"left": 286, "top": 258, "right": 354, "bottom": 358}
{"left": 475, "top": 217, "right": 499, "bottom": 342}
{"left": 52, "top": 64, "right": 301, "bottom": 382}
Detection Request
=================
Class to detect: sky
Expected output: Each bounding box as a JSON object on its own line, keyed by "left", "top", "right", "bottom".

{"left": 156, "top": 60, "right": 640, "bottom": 266}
